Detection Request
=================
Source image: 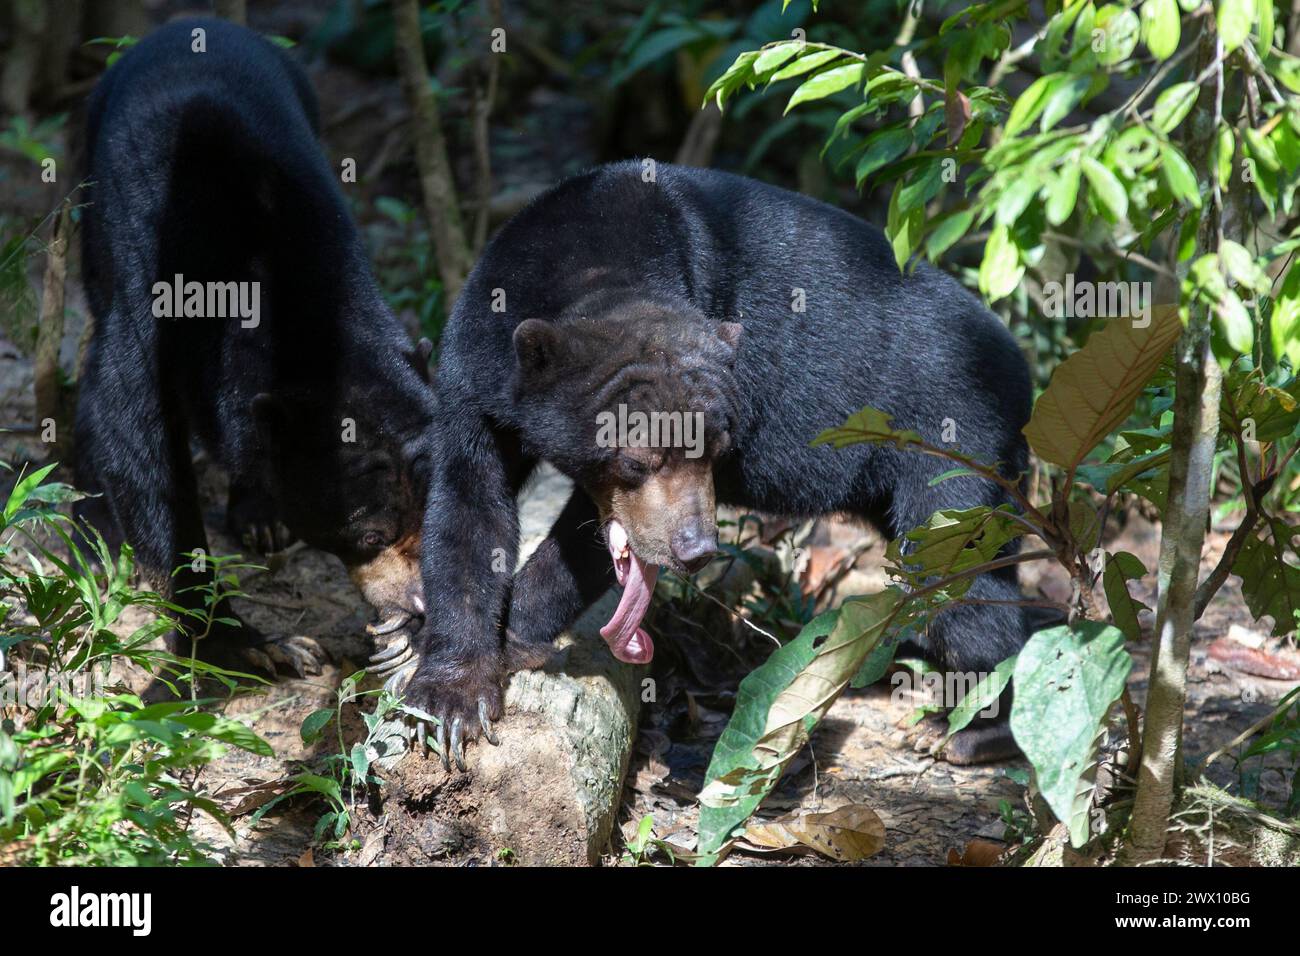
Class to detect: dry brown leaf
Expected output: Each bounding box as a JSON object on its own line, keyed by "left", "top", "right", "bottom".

{"left": 948, "top": 838, "right": 1005, "bottom": 867}
{"left": 743, "top": 804, "right": 885, "bottom": 861}
{"left": 1023, "top": 303, "right": 1182, "bottom": 471}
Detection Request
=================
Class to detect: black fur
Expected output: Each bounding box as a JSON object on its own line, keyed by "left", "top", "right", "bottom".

{"left": 75, "top": 19, "right": 434, "bottom": 665}
{"left": 413, "top": 161, "right": 1033, "bottom": 751}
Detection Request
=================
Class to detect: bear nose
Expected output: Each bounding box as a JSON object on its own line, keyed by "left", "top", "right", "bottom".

{"left": 670, "top": 522, "right": 718, "bottom": 573}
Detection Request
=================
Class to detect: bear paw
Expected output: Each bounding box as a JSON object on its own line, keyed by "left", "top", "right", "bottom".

{"left": 226, "top": 483, "right": 294, "bottom": 554}
{"left": 396, "top": 653, "right": 506, "bottom": 772}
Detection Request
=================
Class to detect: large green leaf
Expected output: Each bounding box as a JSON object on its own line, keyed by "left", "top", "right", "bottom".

{"left": 1010, "top": 623, "right": 1132, "bottom": 847}
{"left": 1023, "top": 304, "right": 1183, "bottom": 472}
{"left": 1234, "top": 520, "right": 1300, "bottom": 637}
{"left": 697, "top": 589, "right": 908, "bottom": 860}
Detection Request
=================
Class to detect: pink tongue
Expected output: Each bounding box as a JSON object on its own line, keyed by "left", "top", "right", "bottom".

{"left": 600, "top": 521, "right": 658, "bottom": 664}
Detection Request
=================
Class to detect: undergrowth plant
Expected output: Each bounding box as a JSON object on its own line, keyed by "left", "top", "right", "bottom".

{"left": 0, "top": 461, "right": 273, "bottom": 865}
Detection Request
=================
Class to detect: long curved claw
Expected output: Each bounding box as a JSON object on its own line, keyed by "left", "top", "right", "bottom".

{"left": 264, "top": 637, "right": 322, "bottom": 678}
{"left": 479, "top": 698, "right": 499, "bottom": 746}
{"left": 436, "top": 720, "right": 450, "bottom": 771}
{"left": 416, "top": 720, "right": 427, "bottom": 756}
{"left": 451, "top": 717, "right": 467, "bottom": 772}
{"left": 366, "top": 612, "right": 411, "bottom": 637}
{"left": 366, "top": 642, "right": 410, "bottom": 681}
{"left": 382, "top": 661, "right": 416, "bottom": 696}
{"left": 369, "top": 636, "right": 410, "bottom": 664}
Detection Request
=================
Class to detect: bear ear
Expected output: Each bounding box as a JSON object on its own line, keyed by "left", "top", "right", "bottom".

{"left": 717, "top": 321, "right": 743, "bottom": 354}
{"left": 513, "top": 319, "right": 558, "bottom": 377}
{"left": 250, "top": 393, "right": 285, "bottom": 444}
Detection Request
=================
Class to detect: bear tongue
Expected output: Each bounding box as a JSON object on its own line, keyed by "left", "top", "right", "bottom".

{"left": 600, "top": 520, "right": 657, "bottom": 664}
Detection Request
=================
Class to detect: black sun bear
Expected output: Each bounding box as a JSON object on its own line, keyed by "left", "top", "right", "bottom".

{"left": 403, "top": 160, "right": 1033, "bottom": 768}
{"left": 75, "top": 19, "right": 435, "bottom": 675}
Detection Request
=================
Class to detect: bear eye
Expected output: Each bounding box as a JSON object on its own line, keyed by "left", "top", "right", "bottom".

{"left": 362, "top": 530, "right": 385, "bottom": 549}
{"left": 614, "top": 455, "right": 649, "bottom": 485}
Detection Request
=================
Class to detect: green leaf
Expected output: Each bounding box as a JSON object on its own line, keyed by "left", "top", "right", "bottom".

{"left": 205, "top": 717, "right": 274, "bottom": 757}
{"left": 1103, "top": 551, "right": 1149, "bottom": 641}
{"left": 703, "top": 50, "right": 760, "bottom": 110}
{"left": 888, "top": 506, "right": 1026, "bottom": 586}
{"left": 811, "top": 406, "right": 924, "bottom": 450}
{"left": 1041, "top": 74, "right": 1093, "bottom": 132}
{"left": 1215, "top": 124, "right": 1236, "bottom": 189}
{"left": 1045, "top": 162, "right": 1082, "bottom": 225}
{"left": 1024, "top": 304, "right": 1183, "bottom": 470}
{"left": 350, "top": 742, "right": 371, "bottom": 781}
{"left": 1233, "top": 520, "right": 1300, "bottom": 637}
{"left": 1142, "top": 0, "right": 1181, "bottom": 60}
{"left": 753, "top": 42, "right": 800, "bottom": 75}
{"left": 1096, "top": 6, "right": 1141, "bottom": 66}
{"left": 1004, "top": 73, "right": 1057, "bottom": 138}
{"left": 698, "top": 590, "right": 908, "bottom": 860}
{"left": 1216, "top": 288, "right": 1254, "bottom": 354}
{"left": 4, "top": 461, "right": 58, "bottom": 522}
{"left": 1217, "top": 0, "right": 1256, "bottom": 54}
{"left": 1081, "top": 156, "right": 1129, "bottom": 222}
{"left": 770, "top": 49, "right": 841, "bottom": 81}
{"left": 786, "top": 63, "right": 865, "bottom": 113}
{"left": 611, "top": 26, "right": 703, "bottom": 87}
{"left": 854, "top": 126, "right": 913, "bottom": 187}
{"left": 925, "top": 207, "right": 976, "bottom": 260}
{"left": 947, "top": 655, "right": 1017, "bottom": 738}
{"left": 979, "top": 224, "right": 1024, "bottom": 301}
{"left": 1010, "top": 623, "right": 1132, "bottom": 847}
{"left": 301, "top": 707, "right": 335, "bottom": 744}
{"left": 1151, "top": 82, "right": 1198, "bottom": 134}
{"left": 1271, "top": 258, "right": 1300, "bottom": 367}
{"left": 1221, "top": 360, "right": 1300, "bottom": 441}
{"left": 1160, "top": 143, "right": 1202, "bottom": 208}
{"left": 1219, "top": 239, "right": 1268, "bottom": 292}
{"left": 1245, "top": 126, "right": 1281, "bottom": 171}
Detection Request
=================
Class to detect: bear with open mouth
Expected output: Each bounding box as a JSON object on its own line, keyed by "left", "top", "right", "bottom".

{"left": 402, "top": 160, "right": 1034, "bottom": 770}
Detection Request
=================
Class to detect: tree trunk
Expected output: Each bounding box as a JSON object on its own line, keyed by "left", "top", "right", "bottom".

{"left": 1123, "top": 28, "right": 1225, "bottom": 864}
{"left": 391, "top": 0, "right": 473, "bottom": 308}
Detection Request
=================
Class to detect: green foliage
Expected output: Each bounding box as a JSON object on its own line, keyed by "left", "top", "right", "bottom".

{"left": 366, "top": 195, "right": 447, "bottom": 350}
{"left": 0, "top": 463, "right": 271, "bottom": 864}
{"left": 697, "top": 592, "right": 907, "bottom": 860}
{"left": 1010, "top": 622, "right": 1132, "bottom": 847}
{"left": 261, "top": 672, "right": 414, "bottom": 849}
